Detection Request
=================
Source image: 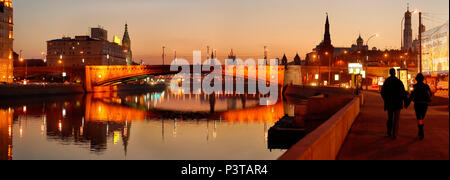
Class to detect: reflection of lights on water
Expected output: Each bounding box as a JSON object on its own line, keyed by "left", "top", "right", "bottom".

{"left": 19, "top": 127, "right": 23, "bottom": 138}
{"left": 113, "top": 131, "right": 120, "bottom": 145}
{"left": 58, "top": 120, "right": 62, "bottom": 132}
{"left": 8, "top": 145, "right": 12, "bottom": 159}
{"left": 213, "top": 120, "right": 217, "bottom": 139}
{"left": 8, "top": 125, "right": 12, "bottom": 137}
{"left": 23, "top": 106, "right": 27, "bottom": 112}
{"left": 62, "top": 108, "right": 66, "bottom": 117}
{"left": 173, "top": 119, "right": 177, "bottom": 137}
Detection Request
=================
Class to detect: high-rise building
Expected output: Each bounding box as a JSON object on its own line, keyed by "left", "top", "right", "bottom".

{"left": 0, "top": 0, "right": 13, "bottom": 83}
{"left": 403, "top": 5, "right": 413, "bottom": 51}
{"left": 122, "top": 24, "right": 132, "bottom": 65}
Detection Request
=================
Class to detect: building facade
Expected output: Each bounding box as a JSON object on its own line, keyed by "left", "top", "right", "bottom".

{"left": 47, "top": 27, "right": 128, "bottom": 67}
{"left": 0, "top": 0, "right": 13, "bottom": 83}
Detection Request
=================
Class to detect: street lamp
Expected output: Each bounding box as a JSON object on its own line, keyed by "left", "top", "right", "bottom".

{"left": 364, "top": 33, "right": 379, "bottom": 90}
{"left": 58, "top": 56, "right": 65, "bottom": 83}
{"left": 325, "top": 51, "right": 332, "bottom": 86}
{"left": 19, "top": 50, "right": 28, "bottom": 84}
{"left": 162, "top": 46, "right": 166, "bottom": 65}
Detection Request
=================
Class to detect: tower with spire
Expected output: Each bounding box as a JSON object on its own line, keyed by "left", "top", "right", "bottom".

{"left": 281, "top": 54, "right": 288, "bottom": 66}
{"left": 294, "top": 53, "right": 301, "bottom": 65}
{"left": 122, "top": 23, "right": 133, "bottom": 65}
{"left": 313, "top": 13, "right": 335, "bottom": 65}
{"left": 228, "top": 49, "right": 236, "bottom": 60}
{"left": 403, "top": 4, "right": 413, "bottom": 51}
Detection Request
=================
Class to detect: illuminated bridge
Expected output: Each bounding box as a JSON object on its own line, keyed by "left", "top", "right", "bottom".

{"left": 85, "top": 65, "right": 286, "bottom": 92}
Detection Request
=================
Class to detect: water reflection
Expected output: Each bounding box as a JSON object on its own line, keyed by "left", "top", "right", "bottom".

{"left": 0, "top": 88, "right": 289, "bottom": 160}
{"left": 0, "top": 108, "right": 13, "bottom": 160}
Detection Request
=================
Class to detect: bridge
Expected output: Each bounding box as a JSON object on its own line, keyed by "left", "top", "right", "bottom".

{"left": 85, "top": 65, "right": 286, "bottom": 92}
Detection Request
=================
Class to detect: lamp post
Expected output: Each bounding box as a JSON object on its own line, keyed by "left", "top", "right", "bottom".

{"left": 19, "top": 50, "right": 28, "bottom": 83}
{"left": 326, "top": 51, "right": 331, "bottom": 86}
{"left": 401, "top": 16, "right": 405, "bottom": 50}
{"left": 19, "top": 50, "right": 27, "bottom": 84}
{"left": 364, "top": 33, "right": 379, "bottom": 90}
{"left": 58, "top": 55, "right": 64, "bottom": 83}
{"left": 162, "top": 46, "right": 166, "bottom": 65}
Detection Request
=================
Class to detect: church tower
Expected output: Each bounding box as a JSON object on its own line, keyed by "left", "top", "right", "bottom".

{"left": 314, "top": 13, "right": 335, "bottom": 65}
{"left": 323, "top": 14, "right": 332, "bottom": 47}
{"left": 122, "top": 23, "right": 133, "bottom": 65}
{"left": 403, "top": 4, "right": 413, "bottom": 51}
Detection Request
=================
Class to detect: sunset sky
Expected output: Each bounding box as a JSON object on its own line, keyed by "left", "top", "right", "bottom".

{"left": 13, "top": 0, "right": 449, "bottom": 64}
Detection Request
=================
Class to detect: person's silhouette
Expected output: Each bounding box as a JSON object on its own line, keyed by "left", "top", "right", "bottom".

{"left": 408, "top": 73, "right": 432, "bottom": 140}
{"left": 381, "top": 68, "right": 407, "bottom": 139}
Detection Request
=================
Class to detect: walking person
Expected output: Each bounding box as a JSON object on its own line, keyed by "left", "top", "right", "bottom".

{"left": 381, "top": 68, "right": 407, "bottom": 139}
{"left": 408, "top": 73, "right": 432, "bottom": 140}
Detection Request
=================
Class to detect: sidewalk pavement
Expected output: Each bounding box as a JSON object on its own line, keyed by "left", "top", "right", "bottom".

{"left": 337, "top": 91, "right": 449, "bottom": 160}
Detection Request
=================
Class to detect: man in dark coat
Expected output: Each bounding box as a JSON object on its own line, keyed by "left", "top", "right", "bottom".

{"left": 381, "top": 68, "right": 407, "bottom": 139}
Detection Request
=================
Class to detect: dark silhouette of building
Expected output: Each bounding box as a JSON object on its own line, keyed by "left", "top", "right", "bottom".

{"left": 228, "top": 49, "right": 236, "bottom": 60}
{"left": 294, "top": 53, "right": 301, "bottom": 65}
{"left": 351, "top": 35, "right": 369, "bottom": 52}
{"left": 122, "top": 24, "right": 133, "bottom": 65}
{"left": 281, "top": 54, "right": 288, "bottom": 66}
{"left": 403, "top": 5, "right": 413, "bottom": 51}
{"left": 14, "top": 59, "right": 46, "bottom": 67}
{"left": 313, "top": 14, "right": 335, "bottom": 65}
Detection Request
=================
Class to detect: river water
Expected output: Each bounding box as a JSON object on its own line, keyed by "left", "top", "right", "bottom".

{"left": 0, "top": 87, "right": 290, "bottom": 160}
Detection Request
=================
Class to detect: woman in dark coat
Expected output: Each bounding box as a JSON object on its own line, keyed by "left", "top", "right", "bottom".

{"left": 408, "top": 73, "right": 432, "bottom": 140}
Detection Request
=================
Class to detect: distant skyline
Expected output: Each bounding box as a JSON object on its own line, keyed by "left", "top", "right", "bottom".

{"left": 14, "top": 0, "right": 449, "bottom": 64}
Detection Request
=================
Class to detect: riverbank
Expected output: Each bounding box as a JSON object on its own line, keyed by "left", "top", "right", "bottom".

{"left": 0, "top": 83, "right": 85, "bottom": 97}
{"left": 337, "top": 91, "right": 449, "bottom": 160}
